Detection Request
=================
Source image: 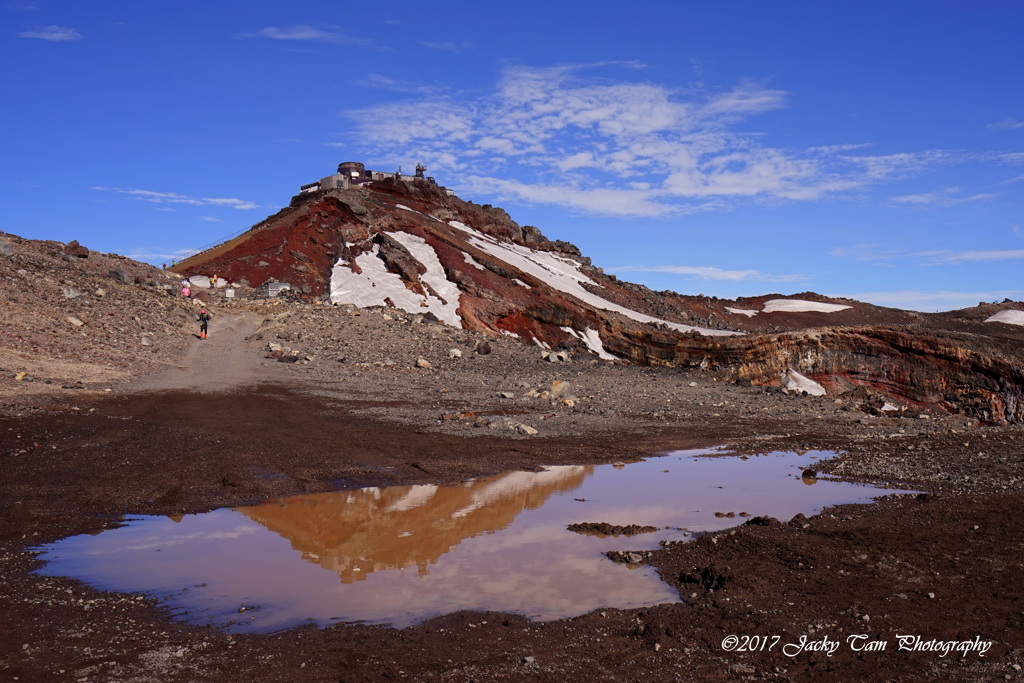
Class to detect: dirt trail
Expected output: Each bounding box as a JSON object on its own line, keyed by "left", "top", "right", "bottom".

{"left": 125, "top": 308, "right": 264, "bottom": 393}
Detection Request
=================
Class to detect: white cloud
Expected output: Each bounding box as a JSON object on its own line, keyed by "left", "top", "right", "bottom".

{"left": 18, "top": 25, "right": 82, "bottom": 41}
{"left": 356, "top": 74, "right": 445, "bottom": 95}
{"left": 988, "top": 118, "right": 1024, "bottom": 130}
{"left": 92, "top": 187, "right": 259, "bottom": 210}
{"left": 609, "top": 264, "right": 805, "bottom": 282}
{"left": 829, "top": 243, "right": 902, "bottom": 262}
{"left": 421, "top": 40, "right": 471, "bottom": 53}
{"left": 342, "top": 64, "right": 975, "bottom": 218}
{"left": 890, "top": 187, "right": 998, "bottom": 207}
{"left": 838, "top": 289, "right": 1024, "bottom": 313}
{"left": 916, "top": 248, "right": 1024, "bottom": 265}
{"left": 243, "top": 24, "right": 376, "bottom": 48}
{"left": 200, "top": 216, "right": 223, "bottom": 222}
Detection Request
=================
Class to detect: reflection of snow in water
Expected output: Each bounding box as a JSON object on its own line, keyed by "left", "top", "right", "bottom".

{"left": 34, "top": 450, "right": 904, "bottom": 632}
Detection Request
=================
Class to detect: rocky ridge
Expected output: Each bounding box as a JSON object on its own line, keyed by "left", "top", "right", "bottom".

{"left": 169, "top": 179, "right": 1024, "bottom": 424}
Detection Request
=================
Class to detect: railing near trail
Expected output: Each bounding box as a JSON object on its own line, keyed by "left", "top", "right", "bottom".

{"left": 173, "top": 208, "right": 292, "bottom": 267}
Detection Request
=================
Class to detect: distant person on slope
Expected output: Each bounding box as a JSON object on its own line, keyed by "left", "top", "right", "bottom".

{"left": 197, "top": 309, "right": 211, "bottom": 340}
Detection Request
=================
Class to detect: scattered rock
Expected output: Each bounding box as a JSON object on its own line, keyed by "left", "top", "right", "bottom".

{"left": 448, "top": 348, "right": 462, "bottom": 359}
{"left": 66, "top": 316, "right": 85, "bottom": 327}
{"left": 550, "top": 380, "right": 571, "bottom": 399}
{"left": 567, "top": 522, "right": 658, "bottom": 536}
{"left": 63, "top": 240, "right": 89, "bottom": 258}
{"left": 415, "top": 358, "right": 431, "bottom": 369}
{"left": 678, "top": 565, "right": 731, "bottom": 591}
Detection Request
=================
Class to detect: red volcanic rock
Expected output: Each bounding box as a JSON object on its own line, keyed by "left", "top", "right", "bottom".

{"left": 64, "top": 240, "right": 89, "bottom": 258}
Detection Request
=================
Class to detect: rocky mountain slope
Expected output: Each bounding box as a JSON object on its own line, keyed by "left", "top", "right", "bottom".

{"left": 170, "top": 177, "right": 1024, "bottom": 424}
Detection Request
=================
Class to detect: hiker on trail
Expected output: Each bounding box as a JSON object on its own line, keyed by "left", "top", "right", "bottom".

{"left": 197, "top": 308, "right": 211, "bottom": 339}
{"left": 181, "top": 284, "right": 191, "bottom": 298}
{"left": 211, "top": 274, "right": 218, "bottom": 288}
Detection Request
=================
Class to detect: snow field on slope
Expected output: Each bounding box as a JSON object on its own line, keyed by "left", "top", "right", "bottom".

{"left": 762, "top": 299, "right": 851, "bottom": 314}
{"left": 447, "top": 221, "right": 740, "bottom": 338}
{"left": 984, "top": 309, "right": 1024, "bottom": 327}
{"left": 329, "top": 232, "right": 461, "bottom": 327}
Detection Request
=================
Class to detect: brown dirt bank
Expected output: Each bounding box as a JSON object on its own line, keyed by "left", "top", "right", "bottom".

{"left": 2, "top": 379, "right": 1023, "bottom": 682}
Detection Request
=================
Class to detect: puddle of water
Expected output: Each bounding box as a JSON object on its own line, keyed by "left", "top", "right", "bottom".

{"left": 34, "top": 449, "right": 904, "bottom": 632}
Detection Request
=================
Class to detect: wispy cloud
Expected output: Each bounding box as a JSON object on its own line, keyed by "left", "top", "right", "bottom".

{"left": 890, "top": 187, "right": 998, "bottom": 207}
{"left": 837, "top": 289, "right": 1024, "bottom": 313}
{"left": 18, "top": 25, "right": 82, "bottom": 41}
{"left": 829, "top": 243, "right": 903, "bottom": 263}
{"left": 242, "top": 24, "right": 379, "bottom": 49}
{"left": 200, "top": 216, "right": 223, "bottom": 222}
{"left": 609, "top": 264, "right": 805, "bottom": 282}
{"left": 833, "top": 242, "right": 1024, "bottom": 267}
{"left": 91, "top": 187, "right": 259, "bottom": 210}
{"left": 421, "top": 40, "right": 472, "bottom": 53}
{"left": 916, "top": 248, "right": 1024, "bottom": 265}
{"left": 343, "top": 64, "right": 969, "bottom": 218}
{"left": 355, "top": 73, "right": 447, "bottom": 96}
{"left": 988, "top": 118, "right": 1024, "bottom": 130}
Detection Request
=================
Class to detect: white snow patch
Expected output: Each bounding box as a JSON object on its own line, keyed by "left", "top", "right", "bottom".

{"left": 725, "top": 307, "right": 758, "bottom": 317}
{"left": 463, "top": 252, "right": 486, "bottom": 270}
{"left": 447, "top": 221, "right": 740, "bottom": 337}
{"left": 881, "top": 402, "right": 901, "bottom": 412}
{"left": 784, "top": 369, "right": 827, "bottom": 396}
{"left": 500, "top": 329, "right": 521, "bottom": 339}
{"left": 450, "top": 466, "right": 586, "bottom": 520}
{"left": 329, "top": 233, "right": 461, "bottom": 327}
{"left": 561, "top": 326, "right": 617, "bottom": 360}
{"left": 396, "top": 204, "right": 415, "bottom": 213}
{"left": 984, "top": 309, "right": 1024, "bottom": 327}
{"left": 385, "top": 485, "right": 439, "bottom": 513}
{"left": 763, "top": 299, "right": 851, "bottom": 314}
{"left": 513, "top": 279, "right": 531, "bottom": 289}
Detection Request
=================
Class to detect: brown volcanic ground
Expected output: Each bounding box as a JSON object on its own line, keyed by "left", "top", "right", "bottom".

{"left": 1, "top": 217, "right": 1024, "bottom": 681}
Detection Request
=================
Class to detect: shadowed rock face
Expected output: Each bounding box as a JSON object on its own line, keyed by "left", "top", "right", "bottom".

{"left": 176, "top": 178, "right": 1024, "bottom": 424}
{"left": 604, "top": 326, "right": 1023, "bottom": 424}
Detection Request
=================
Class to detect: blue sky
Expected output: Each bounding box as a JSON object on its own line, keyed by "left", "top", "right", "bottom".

{"left": 3, "top": 1, "right": 1022, "bottom": 312}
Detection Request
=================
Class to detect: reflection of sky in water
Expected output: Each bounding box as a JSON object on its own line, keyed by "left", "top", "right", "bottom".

{"left": 34, "top": 449, "right": 901, "bottom": 632}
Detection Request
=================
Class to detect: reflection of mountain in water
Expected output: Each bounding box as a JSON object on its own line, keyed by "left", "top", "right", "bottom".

{"left": 237, "top": 466, "right": 591, "bottom": 582}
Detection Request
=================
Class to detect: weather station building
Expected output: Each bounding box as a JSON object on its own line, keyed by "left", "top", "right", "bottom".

{"left": 300, "top": 161, "right": 438, "bottom": 194}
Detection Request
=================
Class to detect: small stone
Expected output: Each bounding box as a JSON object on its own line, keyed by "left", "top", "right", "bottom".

{"left": 141, "top": 336, "right": 153, "bottom": 347}
{"left": 66, "top": 316, "right": 85, "bottom": 327}
{"left": 500, "top": 391, "right": 515, "bottom": 399}
{"left": 550, "top": 380, "right": 571, "bottom": 399}
{"left": 415, "top": 358, "right": 431, "bottom": 369}
{"left": 516, "top": 424, "right": 538, "bottom": 436}
{"left": 522, "top": 656, "right": 535, "bottom": 664}
{"left": 14, "top": 372, "right": 27, "bottom": 381}
{"left": 688, "top": 381, "right": 698, "bottom": 387}
{"left": 448, "top": 348, "right": 462, "bottom": 359}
